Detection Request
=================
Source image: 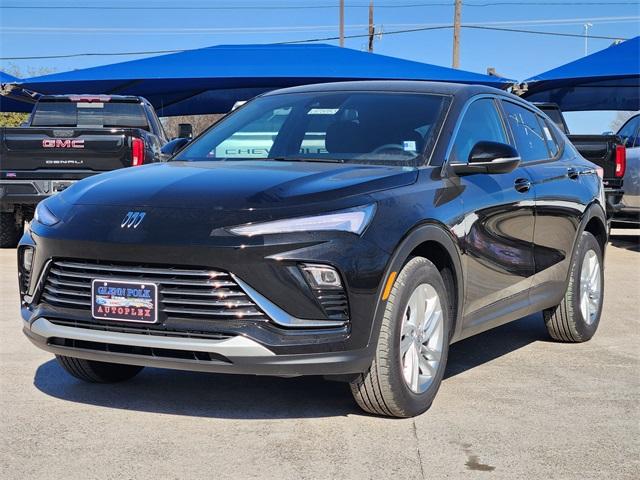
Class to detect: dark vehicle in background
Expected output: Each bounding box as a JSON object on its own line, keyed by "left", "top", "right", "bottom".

{"left": 0, "top": 95, "right": 175, "bottom": 247}
{"left": 612, "top": 113, "right": 640, "bottom": 225}
{"left": 535, "top": 102, "right": 627, "bottom": 219}
{"left": 19, "top": 82, "right": 607, "bottom": 417}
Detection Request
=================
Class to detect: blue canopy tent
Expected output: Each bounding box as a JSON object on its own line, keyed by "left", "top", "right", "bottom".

{"left": 8, "top": 44, "right": 513, "bottom": 116}
{"left": 523, "top": 36, "right": 640, "bottom": 111}
{"left": 0, "top": 71, "right": 38, "bottom": 113}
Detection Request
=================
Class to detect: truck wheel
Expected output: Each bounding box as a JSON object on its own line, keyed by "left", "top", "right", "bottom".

{"left": 543, "top": 231, "right": 604, "bottom": 342}
{"left": 350, "top": 257, "right": 450, "bottom": 418}
{"left": 0, "top": 212, "right": 23, "bottom": 248}
{"left": 56, "top": 355, "right": 144, "bottom": 383}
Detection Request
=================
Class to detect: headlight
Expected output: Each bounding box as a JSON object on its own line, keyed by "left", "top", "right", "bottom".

{"left": 34, "top": 201, "right": 60, "bottom": 226}
{"left": 228, "top": 204, "right": 376, "bottom": 236}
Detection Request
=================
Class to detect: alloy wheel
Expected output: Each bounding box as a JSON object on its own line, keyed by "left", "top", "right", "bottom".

{"left": 400, "top": 283, "right": 445, "bottom": 394}
{"left": 580, "top": 249, "right": 601, "bottom": 325}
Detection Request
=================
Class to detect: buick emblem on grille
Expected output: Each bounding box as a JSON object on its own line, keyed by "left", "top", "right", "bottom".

{"left": 121, "top": 211, "right": 146, "bottom": 229}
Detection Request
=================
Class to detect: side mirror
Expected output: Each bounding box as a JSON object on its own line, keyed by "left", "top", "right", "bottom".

{"left": 177, "top": 123, "right": 193, "bottom": 139}
{"left": 452, "top": 141, "right": 521, "bottom": 175}
{"left": 161, "top": 137, "right": 191, "bottom": 157}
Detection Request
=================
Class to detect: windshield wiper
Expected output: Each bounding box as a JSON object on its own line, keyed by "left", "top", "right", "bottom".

{"left": 269, "top": 157, "right": 346, "bottom": 164}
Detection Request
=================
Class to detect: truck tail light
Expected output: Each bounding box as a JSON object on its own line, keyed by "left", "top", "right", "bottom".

{"left": 615, "top": 145, "right": 626, "bottom": 178}
{"left": 132, "top": 138, "right": 145, "bottom": 166}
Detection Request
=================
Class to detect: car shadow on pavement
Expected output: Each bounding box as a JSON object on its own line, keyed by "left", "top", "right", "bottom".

{"left": 609, "top": 231, "right": 640, "bottom": 252}
{"left": 33, "top": 313, "right": 549, "bottom": 419}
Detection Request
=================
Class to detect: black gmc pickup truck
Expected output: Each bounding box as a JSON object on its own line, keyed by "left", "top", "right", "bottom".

{"left": 0, "top": 95, "right": 172, "bottom": 247}
{"left": 534, "top": 103, "right": 626, "bottom": 218}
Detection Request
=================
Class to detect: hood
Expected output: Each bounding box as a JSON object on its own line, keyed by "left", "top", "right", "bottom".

{"left": 61, "top": 160, "right": 418, "bottom": 210}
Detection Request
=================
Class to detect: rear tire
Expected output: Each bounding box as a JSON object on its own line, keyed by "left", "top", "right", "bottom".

{"left": 543, "top": 231, "right": 604, "bottom": 342}
{"left": 0, "top": 212, "right": 23, "bottom": 248}
{"left": 56, "top": 355, "right": 143, "bottom": 383}
{"left": 350, "top": 257, "right": 450, "bottom": 418}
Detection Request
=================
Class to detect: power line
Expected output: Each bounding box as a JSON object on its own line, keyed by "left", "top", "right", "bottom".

{"left": 4, "top": 16, "right": 637, "bottom": 34}
{"left": 1, "top": 1, "right": 637, "bottom": 10}
{"left": 0, "top": 24, "right": 628, "bottom": 60}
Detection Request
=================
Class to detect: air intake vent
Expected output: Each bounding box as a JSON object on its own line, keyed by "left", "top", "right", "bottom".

{"left": 315, "top": 289, "right": 349, "bottom": 321}
{"left": 40, "top": 259, "right": 266, "bottom": 323}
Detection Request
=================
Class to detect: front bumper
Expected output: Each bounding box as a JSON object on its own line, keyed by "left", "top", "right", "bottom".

{"left": 23, "top": 316, "right": 372, "bottom": 376}
{"left": 19, "top": 214, "right": 391, "bottom": 375}
{"left": 0, "top": 179, "right": 77, "bottom": 208}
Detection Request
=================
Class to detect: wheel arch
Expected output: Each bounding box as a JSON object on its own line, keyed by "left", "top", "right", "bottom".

{"left": 367, "top": 221, "right": 465, "bottom": 348}
{"left": 561, "top": 201, "right": 608, "bottom": 290}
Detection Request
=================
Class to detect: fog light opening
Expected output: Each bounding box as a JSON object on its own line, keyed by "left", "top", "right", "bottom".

{"left": 22, "top": 247, "right": 34, "bottom": 273}
{"left": 300, "top": 263, "right": 343, "bottom": 290}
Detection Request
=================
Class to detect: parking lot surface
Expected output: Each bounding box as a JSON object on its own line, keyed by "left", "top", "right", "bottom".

{"left": 1, "top": 230, "right": 638, "bottom": 480}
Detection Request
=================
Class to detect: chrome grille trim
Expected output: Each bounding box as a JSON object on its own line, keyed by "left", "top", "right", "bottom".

{"left": 40, "top": 259, "right": 267, "bottom": 322}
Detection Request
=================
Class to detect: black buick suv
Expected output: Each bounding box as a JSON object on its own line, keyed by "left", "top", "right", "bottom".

{"left": 18, "top": 81, "right": 607, "bottom": 417}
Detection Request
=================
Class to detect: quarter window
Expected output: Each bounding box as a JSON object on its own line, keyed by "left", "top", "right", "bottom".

{"left": 540, "top": 117, "right": 560, "bottom": 158}
{"left": 501, "top": 101, "right": 550, "bottom": 162}
{"left": 450, "top": 98, "right": 508, "bottom": 164}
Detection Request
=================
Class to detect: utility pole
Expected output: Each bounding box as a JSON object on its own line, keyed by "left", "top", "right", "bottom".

{"left": 339, "top": 0, "right": 345, "bottom": 47}
{"left": 368, "top": 1, "right": 375, "bottom": 52}
{"left": 452, "top": 0, "right": 462, "bottom": 68}
{"left": 583, "top": 23, "right": 593, "bottom": 56}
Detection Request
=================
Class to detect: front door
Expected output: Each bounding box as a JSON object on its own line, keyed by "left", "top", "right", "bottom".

{"left": 449, "top": 97, "right": 536, "bottom": 332}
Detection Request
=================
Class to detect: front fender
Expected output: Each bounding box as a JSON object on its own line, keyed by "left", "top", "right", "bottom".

{"left": 366, "top": 221, "right": 465, "bottom": 348}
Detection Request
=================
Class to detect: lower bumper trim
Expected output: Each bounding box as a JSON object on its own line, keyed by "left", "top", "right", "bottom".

{"left": 29, "top": 317, "right": 275, "bottom": 357}
{"left": 24, "top": 317, "right": 373, "bottom": 376}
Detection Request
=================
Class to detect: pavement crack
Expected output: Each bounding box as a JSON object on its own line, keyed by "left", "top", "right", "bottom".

{"left": 412, "top": 419, "right": 426, "bottom": 480}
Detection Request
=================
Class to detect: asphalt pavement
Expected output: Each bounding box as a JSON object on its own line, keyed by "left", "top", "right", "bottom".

{"left": 1, "top": 230, "right": 638, "bottom": 480}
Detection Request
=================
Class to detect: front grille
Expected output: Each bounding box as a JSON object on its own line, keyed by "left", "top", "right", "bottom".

{"left": 40, "top": 259, "right": 267, "bottom": 322}
{"left": 48, "top": 337, "right": 231, "bottom": 363}
{"left": 48, "top": 318, "right": 233, "bottom": 340}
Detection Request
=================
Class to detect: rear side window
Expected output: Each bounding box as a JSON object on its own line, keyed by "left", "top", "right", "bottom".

{"left": 501, "top": 101, "right": 550, "bottom": 162}
{"left": 539, "top": 107, "right": 568, "bottom": 134}
{"left": 31, "top": 101, "right": 149, "bottom": 129}
{"left": 450, "top": 98, "right": 508, "bottom": 164}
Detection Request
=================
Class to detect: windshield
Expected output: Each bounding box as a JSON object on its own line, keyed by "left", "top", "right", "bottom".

{"left": 175, "top": 91, "right": 451, "bottom": 166}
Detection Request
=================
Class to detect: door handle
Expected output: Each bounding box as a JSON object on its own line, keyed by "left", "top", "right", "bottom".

{"left": 514, "top": 178, "right": 531, "bottom": 193}
{"left": 567, "top": 168, "right": 580, "bottom": 180}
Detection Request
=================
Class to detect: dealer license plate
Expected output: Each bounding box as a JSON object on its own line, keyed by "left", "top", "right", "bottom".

{"left": 91, "top": 279, "right": 158, "bottom": 323}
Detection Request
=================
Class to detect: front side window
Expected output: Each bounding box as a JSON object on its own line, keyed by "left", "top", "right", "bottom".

{"left": 502, "top": 101, "right": 550, "bottom": 162}
{"left": 175, "top": 91, "right": 452, "bottom": 166}
{"left": 449, "top": 98, "right": 508, "bottom": 164}
{"left": 617, "top": 115, "right": 640, "bottom": 148}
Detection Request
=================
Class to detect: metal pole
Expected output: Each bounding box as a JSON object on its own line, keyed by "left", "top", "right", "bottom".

{"left": 368, "top": 1, "right": 374, "bottom": 52}
{"left": 583, "top": 23, "right": 593, "bottom": 56}
{"left": 452, "top": 0, "right": 462, "bottom": 68}
{"left": 339, "top": 0, "right": 345, "bottom": 47}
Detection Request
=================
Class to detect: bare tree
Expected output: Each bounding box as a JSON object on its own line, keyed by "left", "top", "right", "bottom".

{"left": 0, "top": 65, "right": 56, "bottom": 127}
{"left": 610, "top": 111, "right": 638, "bottom": 132}
{"left": 160, "top": 114, "right": 226, "bottom": 138}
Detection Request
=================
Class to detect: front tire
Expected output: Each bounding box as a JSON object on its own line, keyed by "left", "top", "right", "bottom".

{"left": 0, "top": 212, "right": 23, "bottom": 248}
{"left": 350, "top": 257, "right": 450, "bottom": 418}
{"left": 543, "top": 231, "right": 604, "bottom": 342}
{"left": 56, "top": 355, "right": 144, "bottom": 383}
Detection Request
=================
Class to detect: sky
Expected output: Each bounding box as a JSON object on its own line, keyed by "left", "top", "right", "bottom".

{"left": 1, "top": 0, "right": 639, "bottom": 131}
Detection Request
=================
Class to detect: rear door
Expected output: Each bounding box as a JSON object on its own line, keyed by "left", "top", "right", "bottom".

{"left": 450, "top": 97, "right": 536, "bottom": 331}
{"left": 616, "top": 115, "right": 640, "bottom": 213}
{"left": 501, "top": 100, "right": 593, "bottom": 306}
